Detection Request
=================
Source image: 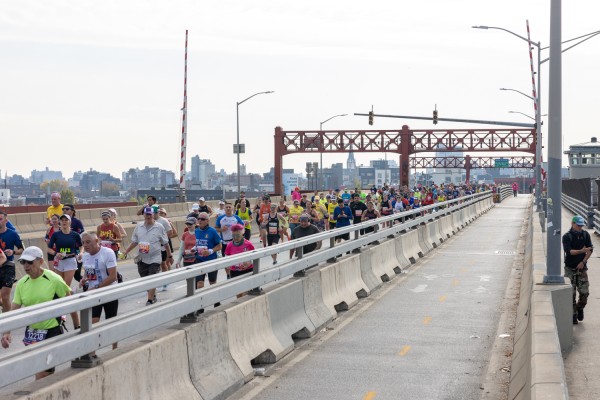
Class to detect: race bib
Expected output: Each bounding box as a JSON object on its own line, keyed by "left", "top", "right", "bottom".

{"left": 100, "top": 240, "right": 112, "bottom": 248}
{"left": 355, "top": 210, "right": 362, "bottom": 216}
{"left": 84, "top": 267, "right": 98, "bottom": 281}
{"left": 23, "top": 327, "right": 48, "bottom": 345}
{"left": 268, "top": 226, "right": 278, "bottom": 235}
{"left": 139, "top": 242, "right": 150, "bottom": 254}
{"left": 382, "top": 207, "right": 389, "bottom": 214}
{"left": 291, "top": 215, "right": 299, "bottom": 221}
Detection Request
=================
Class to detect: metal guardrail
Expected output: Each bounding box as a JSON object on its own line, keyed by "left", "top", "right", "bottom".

{"left": 561, "top": 193, "right": 595, "bottom": 229}
{"left": 0, "top": 191, "right": 493, "bottom": 387}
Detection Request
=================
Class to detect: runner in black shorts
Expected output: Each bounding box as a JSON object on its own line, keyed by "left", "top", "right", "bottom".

{"left": 264, "top": 204, "right": 284, "bottom": 265}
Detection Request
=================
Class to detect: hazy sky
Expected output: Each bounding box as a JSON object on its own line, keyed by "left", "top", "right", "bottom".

{"left": 1, "top": 1, "right": 599, "bottom": 180}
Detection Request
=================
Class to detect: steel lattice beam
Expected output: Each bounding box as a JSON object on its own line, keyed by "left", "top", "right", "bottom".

{"left": 410, "top": 156, "right": 535, "bottom": 169}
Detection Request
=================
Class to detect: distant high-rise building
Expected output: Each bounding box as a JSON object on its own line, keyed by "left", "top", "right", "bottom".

{"left": 30, "top": 167, "right": 63, "bottom": 184}
{"left": 122, "top": 166, "right": 176, "bottom": 190}
{"left": 347, "top": 151, "right": 357, "bottom": 170}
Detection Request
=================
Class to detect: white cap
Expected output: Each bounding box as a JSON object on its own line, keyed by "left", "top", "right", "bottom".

{"left": 20, "top": 246, "right": 44, "bottom": 261}
{"left": 192, "top": 204, "right": 199, "bottom": 210}
{"left": 59, "top": 214, "right": 71, "bottom": 222}
{"left": 108, "top": 208, "right": 117, "bottom": 216}
{"left": 219, "top": 200, "right": 225, "bottom": 205}
{"left": 199, "top": 197, "right": 205, "bottom": 201}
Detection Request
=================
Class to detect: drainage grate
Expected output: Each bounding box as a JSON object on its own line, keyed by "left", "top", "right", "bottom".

{"left": 495, "top": 250, "right": 516, "bottom": 256}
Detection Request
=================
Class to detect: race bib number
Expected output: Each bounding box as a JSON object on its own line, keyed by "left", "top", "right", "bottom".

{"left": 85, "top": 267, "right": 98, "bottom": 281}
{"left": 291, "top": 215, "right": 299, "bottom": 221}
{"left": 139, "top": 242, "right": 150, "bottom": 254}
{"left": 100, "top": 240, "right": 112, "bottom": 248}
{"left": 355, "top": 210, "right": 362, "bottom": 216}
{"left": 23, "top": 327, "right": 48, "bottom": 345}
{"left": 268, "top": 226, "right": 278, "bottom": 235}
{"left": 382, "top": 207, "right": 389, "bottom": 214}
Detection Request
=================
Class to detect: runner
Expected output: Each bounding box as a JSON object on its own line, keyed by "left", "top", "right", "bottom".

{"left": 158, "top": 208, "right": 178, "bottom": 271}
{"left": 174, "top": 217, "right": 199, "bottom": 269}
{"left": 151, "top": 205, "right": 174, "bottom": 276}
{"left": 1, "top": 246, "right": 71, "bottom": 380}
{"left": 216, "top": 201, "right": 226, "bottom": 217}
{"left": 136, "top": 195, "right": 157, "bottom": 216}
{"left": 224, "top": 224, "right": 255, "bottom": 297}
{"left": 262, "top": 203, "right": 285, "bottom": 265}
{"left": 97, "top": 210, "right": 122, "bottom": 259}
{"left": 62, "top": 204, "right": 84, "bottom": 234}
{"left": 44, "top": 214, "right": 60, "bottom": 263}
{"left": 327, "top": 195, "right": 337, "bottom": 231}
{"left": 0, "top": 210, "right": 24, "bottom": 314}
{"left": 304, "top": 201, "right": 320, "bottom": 227}
{"left": 276, "top": 198, "right": 291, "bottom": 241}
{"left": 312, "top": 197, "right": 329, "bottom": 232}
{"left": 188, "top": 203, "right": 200, "bottom": 219}
{"left": 289, "top": 214, "right": 322, "bottom": 259}
{"left": 258, "top": 197, "right": 272, "bottom": 248}
{"left": 47, "top": 214, "right": 82, "bottom": 329}
{"left": 45, "top": 192, "right": 63, "bottom": 225}
{"left": 350, "top": 193, "right": 367, "bottom": 234}
{"left": 193, "top": 212, "right": 222, "bottom": 313}
{"left": 235, "top": 200, "right": 253, "bottom": 240}
{"left": 108, "top": 208, "right": 127, "bottom": 239}
{"left": 234, "top": 192, "right": 251, "bottom": 209}
{"left": 123, "top": 206, "right": 170, "bottom": 305}
{"left": 216, "top": 203, "right": 243, "bottom": 259}
{"left": 79, "top": 231, "right": 119, "bottom": 352}
{"left": 197, "top": 197, "right": 213, "bottom": 216}
{"left": 288, "top": 199, "right": 304, "bottom": 235}
{"left": 362, "top": 201, "right": 381, "bottom": 234}
{"left": 333, "top": 198, "right": 352, "bottom": 243}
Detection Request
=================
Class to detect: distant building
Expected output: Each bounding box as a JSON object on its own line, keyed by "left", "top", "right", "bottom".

{"left": 190, "top": 156, "right": 216, "bottom": 187}
{"left": 79, "top": 169, "right": 121, "bottom": 192}
{"left": 30, "top": 167, "right": 63, "bottom": 184}
{"left": 122, "top": 166, "right": 176, "bottom": 190}
{"left": 564, "top": 137, "right": 600, "bottom": 179}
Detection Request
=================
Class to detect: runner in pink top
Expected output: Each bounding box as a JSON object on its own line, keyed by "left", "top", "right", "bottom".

{"left": 224, "top": 224, "right": 255, "bottom": 297}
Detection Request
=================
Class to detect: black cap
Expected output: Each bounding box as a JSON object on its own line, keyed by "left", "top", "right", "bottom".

{"left": 64, "top": 203, "right": 75, "bottom": 210}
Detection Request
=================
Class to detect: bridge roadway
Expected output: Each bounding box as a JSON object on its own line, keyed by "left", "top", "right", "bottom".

{"left": 226, "top": 195, "right": 528, "bottom": 400}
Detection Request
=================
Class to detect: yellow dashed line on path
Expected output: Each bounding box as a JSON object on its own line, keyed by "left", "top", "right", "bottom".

{"left": 423, "top": 316, "right": 432, "bottom": 325}
{"left": 363, "top": 391, "right": 377, "bottom": 400}
{"left": 439, "top": 295, "right": 447, "bottom": 303}
{"left": 398, "top": 345, "right": 411, "bottom": 356}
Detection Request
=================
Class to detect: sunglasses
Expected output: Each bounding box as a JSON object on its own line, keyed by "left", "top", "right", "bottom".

{"left": 62, "top": 207, "right": 71, "bottom": 211}
{"left": 19, "top": 259, "right": 34, "bottom": 265}
{"left": 198, "top": 218, "right": 208, "bottom": 221}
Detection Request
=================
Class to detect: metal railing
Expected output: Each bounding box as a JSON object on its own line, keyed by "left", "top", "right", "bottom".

{"left": 561, "top": 192, "right": 595, "bottom": 229}
{"left": 0, "top": 191, "right": 493, "bottom": 387}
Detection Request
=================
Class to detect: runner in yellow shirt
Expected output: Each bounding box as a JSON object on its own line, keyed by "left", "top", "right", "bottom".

{"left": 288, "top": 199, "right": 305, "bottom": 236}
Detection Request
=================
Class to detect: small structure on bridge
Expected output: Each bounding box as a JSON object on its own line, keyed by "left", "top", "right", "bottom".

{"left": 565, "top": 137, "right": 600, "bottom": 179}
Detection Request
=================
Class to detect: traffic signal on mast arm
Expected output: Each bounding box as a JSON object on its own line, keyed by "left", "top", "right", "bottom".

{"left": 433, "top": 110, "right": 438, "bottom": 125}
{"left": 368, "top": 111, "right": 374, "bottom": 125}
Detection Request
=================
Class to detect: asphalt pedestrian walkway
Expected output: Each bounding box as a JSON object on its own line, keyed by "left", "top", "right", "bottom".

{"left": 230, "top": 195, "right": 530, "bottom": 400}
{"left": 560, "top": 206, "right": 600, "bottom": 400}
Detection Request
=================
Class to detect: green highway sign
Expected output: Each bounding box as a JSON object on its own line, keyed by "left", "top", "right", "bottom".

{"left": 494, "top": 158, "right": 509, "bottom": 168}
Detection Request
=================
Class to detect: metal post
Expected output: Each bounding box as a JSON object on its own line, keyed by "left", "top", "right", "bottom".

{"left": 535, "top": 42, "right": 543, "bottom": 210}
{"left": 236, "top": 102, "right": 241, "bottom": 195}
{"left": 544, "top": 0, "right": 565, "bottom": 284}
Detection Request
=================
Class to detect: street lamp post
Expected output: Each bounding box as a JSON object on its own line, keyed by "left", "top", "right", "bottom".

{"left": 236, "top": 91, "right": 274, "bottom": 195}
{"left": 319, "top": 113, "right": 348, "bottom": 190}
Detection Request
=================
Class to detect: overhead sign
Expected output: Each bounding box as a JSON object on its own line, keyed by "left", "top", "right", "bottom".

{"left": 233, "top": 144, "right": 245, "bottom": 154}
{"left": 495, "top": 158, "right": 509, "bottom": 168}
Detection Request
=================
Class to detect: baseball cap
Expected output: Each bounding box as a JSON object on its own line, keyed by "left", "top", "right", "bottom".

{"left": 185, "top": 217, "right": 197, "bottom": 225}
{"left": 199, "top": 197, "right": 205, "bottom": 201}
{"left": 64, "top": 203, "right": 75, "bottom": 210}
{"left": 143, "top": 207, "right": 153, "bottom": 215}
{"left": 159, "top": 208, "right": 167, "bottom": 214}
{"left": 572, "top": 215, "right": 585, "bottom": 226}
{"left": 152, "top": 205, "right": 160, "bottom": 214}
{"left": 219, "top": 200, "right": 225, "bottom": 205}
{"left": 326, "top": 194, "right": 331, "bottom": 198}
{"left": 314, "top": 196, "right": 320, "bottom": 201}
{"left": 20, "top": 246, "right": 44, "bottom": 261}
{"left": 192, "top": 204, "right": 199, "bottom": 211}
{"left": 59, "top": 214, "right": 71, "bottom": 221}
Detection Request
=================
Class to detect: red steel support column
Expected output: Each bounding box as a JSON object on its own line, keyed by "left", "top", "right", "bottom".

{"left": 400, "top": 125, "right": 411, "bottom": 187}
{"left": 274, "top": 126, "right": 285, "bottom": 197}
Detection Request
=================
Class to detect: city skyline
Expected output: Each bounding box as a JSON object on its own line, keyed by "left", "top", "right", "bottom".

{"left": 2, "top": 1, "right": 599, "bottom": 179}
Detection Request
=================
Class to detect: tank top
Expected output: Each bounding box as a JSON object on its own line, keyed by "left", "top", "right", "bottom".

{"left": 364, "top": 209, "right": 377, "bottom": 220}
{"left": 267, "top": 214, "right": 280, "bottom": 236}
{"left": 198, "top": 205, "right": 210, "bottom": 213}
{"left": 236, "top": 208, "right": 252, "bottom": 231}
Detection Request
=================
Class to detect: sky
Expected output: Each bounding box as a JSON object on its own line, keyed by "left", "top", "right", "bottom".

{"left": 1, "top": 1, "right": 599, "bottom": 181}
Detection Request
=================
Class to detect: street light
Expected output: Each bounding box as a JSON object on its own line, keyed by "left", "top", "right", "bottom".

{"left": 508, "top": 110, "right": 547, "bottom": 121}
{"left": 236, "top": 91, "right": 274, "bottom": 195}
{"left": 474, "top": 23, "right": 600, "bottom": 283}
{"left": 319, "top": 114, "right": 348, "bottom": 190}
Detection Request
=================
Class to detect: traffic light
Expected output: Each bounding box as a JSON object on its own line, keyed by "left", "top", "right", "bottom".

{"left": 433, "top": 110, "right": 438, "bottom": 125}
{"left": 368, "top": 111, "right": 374, "bottom": 125}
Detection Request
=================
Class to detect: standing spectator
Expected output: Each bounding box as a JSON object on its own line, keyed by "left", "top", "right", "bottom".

{"left": 1, "top": 246, "right": 72, "bottom": 380}
{"left": 123, "top": 207, "right": 170, "bottom": 306}
{"left": 62, "top": 204, "right": 84, "bottom": 234}
{"left": 562, "top": 215, "right": 593, "bottom": 324}
{"left": 47, "top": 214, "right": 82, "bottom": 329}
{"left": 45, "top": 192, "right": 63, "bottom": 225}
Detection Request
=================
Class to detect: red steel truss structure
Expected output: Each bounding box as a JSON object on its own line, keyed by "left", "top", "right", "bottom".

{"left": 274, "top": 125, "right": 536, "bottom": 193}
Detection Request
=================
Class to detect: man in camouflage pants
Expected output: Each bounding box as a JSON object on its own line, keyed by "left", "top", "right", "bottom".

{"left": 562, "top": 215, "right": 593, "bottom": 325}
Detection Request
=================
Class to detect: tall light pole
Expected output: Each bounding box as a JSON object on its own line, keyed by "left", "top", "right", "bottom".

{"left": 508, "top": 110, "right": 547, "bottom": 121}
{"left": 236, "top": 91, "right": 274, "bottom": 195}
{"left": 473, "top": 24, "right": 600, "bottom": 212}
{"left": 319, "top": 113, "right": 348, "bottom": 190}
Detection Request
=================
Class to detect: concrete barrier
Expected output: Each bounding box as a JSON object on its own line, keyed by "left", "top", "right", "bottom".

{"left": 399, "top": 229, "right": 423, "bottom": 264}
{"left": 426, "top": 219, "right": 443, "bottom": 248}
{"left": 8, "top": 330, "right": 201, "bottom": 400}
{"left": 450, "top": 211, "right": 463, "bottom": 233}
{"left": 361, "top": 238, "right": 401, "bottom": 285}
{"left": 301, "top": 269, "right": 336, "bottom": 331}
{"left": 11, "top": 213, "right": 33, "bottom": 234}
{"left": 183, "top": 312, "right": 245, "bottom": 400}
{"left": 226, "top": 294, "right": 293, "bottom": 380}
{"left": 358, "top": 248, "right": 384, "bottom": 292}
{"left": 30, "top": 212, "right": 47, "bottom": 232}
{"left": 393, "top": 235, "right": 412, "bottom": 268}
{"left": 417, "top": 225, "right": 433, "bottom": 254}
{"left": 439, "top": 215, "right": 454, "bottom": 239}
{"left": 267, "top": 280, "right": 318, "bottom": 348}
{"left": 320, "top": 255, "right": 369, "bottom": 314}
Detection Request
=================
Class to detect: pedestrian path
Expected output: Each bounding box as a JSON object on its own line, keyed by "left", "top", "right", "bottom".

{"left": 229, "top": 196, "right": 530, "bottom": 400}
{"left": 561, "top": 206, "right": 600, "bottom": 400}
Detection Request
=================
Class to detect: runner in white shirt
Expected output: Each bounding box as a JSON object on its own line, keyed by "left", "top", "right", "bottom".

{"left": 215, "top": 202, "right": 243, "bottom": 258}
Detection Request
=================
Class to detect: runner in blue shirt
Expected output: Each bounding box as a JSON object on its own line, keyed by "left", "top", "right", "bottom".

{"left": 333, "top": 198, "right": 352, "bottom": 242}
